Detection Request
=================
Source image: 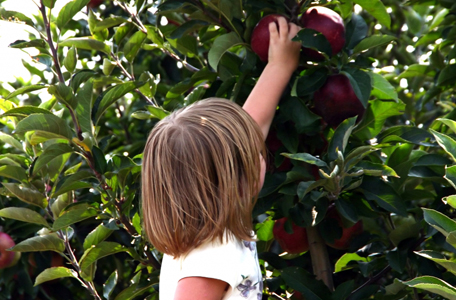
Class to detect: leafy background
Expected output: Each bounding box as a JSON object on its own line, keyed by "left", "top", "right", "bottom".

{"left": 0, "top": 0, "right": 456, "bottom": 299}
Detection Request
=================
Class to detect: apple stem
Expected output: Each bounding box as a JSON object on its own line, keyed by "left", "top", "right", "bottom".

{"left": 307, "top": 225, "right": 334, "bottom": 291}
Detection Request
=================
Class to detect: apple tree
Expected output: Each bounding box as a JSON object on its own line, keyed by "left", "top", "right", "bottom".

{"left": 0, "top": 0, "right": 456, "bottom": 299}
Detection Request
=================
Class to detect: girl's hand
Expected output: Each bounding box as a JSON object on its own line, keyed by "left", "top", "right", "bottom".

{"left": 268, "top": 17, "right": 301, "bottom": 73}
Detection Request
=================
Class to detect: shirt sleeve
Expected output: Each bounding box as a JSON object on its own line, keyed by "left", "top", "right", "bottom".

{"left": 178, "top": 236, "right": 244, "bottom": 290}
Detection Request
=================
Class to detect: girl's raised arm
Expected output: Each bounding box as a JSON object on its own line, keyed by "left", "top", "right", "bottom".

{"left": 243, "top": 17, "right": 301, "bottom": 140}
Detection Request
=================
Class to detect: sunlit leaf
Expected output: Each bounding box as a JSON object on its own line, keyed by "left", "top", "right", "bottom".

{"left": 60, "top": 37, "right": 110, "bottom": 55}
{"left": 353, "top": 0, "right": 391, "bottom": 29}
{"left": 56, "top": 0, "right": 91, "bottom": 30}
{"left": 35, "top": 267, "right": 80, "bottom": 286}
{"left": 208, "top": 32, "right": 244, "bottom": 70}
{"left": 423, "top": 208, "right": 456, "bottom": 237}
{"left": 14, "top": 114, "right": 73, "bottom": 141}
{"left": 401, "top": 276, "right": 456, "bottom": 299}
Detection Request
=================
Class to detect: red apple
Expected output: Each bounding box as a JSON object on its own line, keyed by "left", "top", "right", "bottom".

{"left": 325, "top": 210, "right": 363, "bottom": 250}
{"left": 0, "top": 232, "right": 17, "bottom": 269}
{"left": 251, "top": 14, "right": 286, "bottom": 62}
{"left": 313, "top": 74, "right": 365, "bottom": 127}
{"left": 300, "top": 6, "right": 345, "bottom": 60}
{"left": 88, "top": 0, "right": 104, "bottom": 8}
{"left": 292, "top": 291, "right": 303, "bottom": 300}
{"left": 273, "top": 217, "right": 309, "bottom": 254}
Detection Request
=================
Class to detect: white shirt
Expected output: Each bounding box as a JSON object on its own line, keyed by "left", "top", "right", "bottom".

{"left": 159, "top": 235, "right": 263, "bottom": 300}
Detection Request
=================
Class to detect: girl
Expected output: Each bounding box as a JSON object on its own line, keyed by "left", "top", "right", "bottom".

{"left": 142, "top": 17, "right": 301, "bottom": 300}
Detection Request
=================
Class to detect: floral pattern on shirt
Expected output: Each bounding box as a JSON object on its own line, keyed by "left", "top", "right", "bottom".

{"left": 237, "top": 276, "right": 262, "bottom": 299}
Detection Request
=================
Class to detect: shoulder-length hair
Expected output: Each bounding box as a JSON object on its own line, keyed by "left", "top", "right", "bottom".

{"left": 141, "top": 98, "right": 266, "bottom": 258}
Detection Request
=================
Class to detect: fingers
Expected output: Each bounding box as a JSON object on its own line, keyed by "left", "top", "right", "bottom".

{"left": 288, "top": 23, "right": 301, "bottom": 40}
{"left": 269, "top": 21, "right": 279, "bottom": 42}
{"left": 276, "top": 17, "right": 289, "bottom": 40}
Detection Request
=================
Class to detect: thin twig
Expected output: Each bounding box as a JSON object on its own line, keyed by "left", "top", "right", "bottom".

{"left": 39, "top": 1, "right": 64, "bottom": 83}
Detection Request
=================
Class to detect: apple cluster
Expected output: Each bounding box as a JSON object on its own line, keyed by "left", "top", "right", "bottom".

{"left": 273, "top": 210, "right": 363, "bottom": 254}
{"left": 251, "top": 6, "right": 365, "bottom": 127}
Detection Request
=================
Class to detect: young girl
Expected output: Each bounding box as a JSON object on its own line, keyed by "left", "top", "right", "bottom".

{"left": 142, "top": 17, "right": 301, "bottom": 300}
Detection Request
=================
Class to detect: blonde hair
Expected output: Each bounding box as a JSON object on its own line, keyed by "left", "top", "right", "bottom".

{"left": 141, "top": 98, "right": 266, "bottom": 258}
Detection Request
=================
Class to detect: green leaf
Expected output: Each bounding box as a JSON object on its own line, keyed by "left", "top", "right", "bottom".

{"left": 341, "top": 69, "right": 371, "bottom": 108}
{"left": 2, "top": 183, "right": 47, "bottom": 208}
{"left": 447, "top": 231, "right": 456, "bottom": 249}
{"left": 401, "top": 276, "right": 456, "bottom": 300}
{"left": 397, "top": 64, "right": 431, "bottom": 79}
{"left": 83, "top": 224, "right": 114, "bottom": 250}
{"left": 10, "top": 235, "right": 65, "bottom": 253}
{"left": 145, "top": 25, "right": 164, "bottom": 47}
{"left": 9, "top": 39, "right": 47, "bottom": 49}
{"left": 0, "top": 165, "right": 27, "bottom": 182}
{"left": 1, "top": 106, "right": 53, "bottom": 118}
{"left": 332, "top": 280, "right": 355, "bottom": 300}
{"left": 294, "top": 28, "right": 332, "bottom": 58}
{"left": 75, "top": 80, "right": 94, "bottom": 136}
{"left": 296, "top": 68, "right": 328, "bottom": 96}
{"left": 51, "top": 193, "right": 72, "bottom": 218}
{"left": 437, "top": 64, "right": 456, "bottom": 87}
{"left": 360, "top": 177, "right": 406, "bottom": 216}
{"left": 436, "top": 118, "right": 456, "bottom": 135}
{"left": 337, "top": 0, "right": 353, "bottom": 19}
{"left": 114, "top": 283, "right": 156, "bottom": 300}
{"left": 34, "top": 144, "right": 74, "bottom": 175}
{"left": 430, "top": 129, "right": 456, "bottom": 162}
{"left": 80, "top": 242, "right": 127, "bottom": 280}
{"left": 42, "top": 0, "right": 56, "bottom": 8}
{"left": 60, "top": 37, "right": 110, "bottom": 55}
{"left": 208, "top": 32, "right": 244, "bottom": 70}
{"left": 57, "top": 0, "right": 91, "bottom": 30}
{"left": 256, "top": 218, "right": 274, "bottom": 242}
{"left": 0, "top": 8, "right": 34, "bottom": 27}
{"left": 103, "top": 270, "right": 118, "bottom": 300}
{"left": 123, "top": 31, "right": 147, "bottom": 62}
{"left": 345, "top": 13, "right": 368, "bottom": 50}
{"left": 32, "top": 54, "right": 53, "bottom": 67}
{"left": 280, "top": 267, "right": 331, "bottom": 300}
{"left": 335, "top": 252, "right": 369, "bottom": 273}
{"left": 369, "top": 72, "right": 399, "bottom": 101}
{"left": 63, "top": 45, "right": 77, "bottom": 73}
{"left": 94, "top": 17, "right": 128, "bottom": 31}
{"left": 354, "top": 99, "right": 405, "bottom": 140}
{"left": 443, "top": 195, "right": 456, "bottom": 210}
{"left": 353, "top": 35, "right": 395, "bottom": 54}
{"left": 422, "top": 208, "right": 456, "bottom": 237}
{"left": 70, "top": 70, "right": 97, "bottom": 91}
{"left": 378, "top": 125, "right": 432, "bottom": 146}
{"left": 279, "top": 97, "right": 321, "bottom": 133}
{"left": 93, "top": 81, "right": 146, "bottom": 124}
{"left": 352, "top": 0, "right": 391, "bottom": 29}
{"left": 357, "top": 161, "right": 399, "bottom": 177}
{"left": 0, "top": 132, "right": 23, "bottom": 152}
{"left": 53, "top": 207, "right": 98, "bottom": 231}
{"left": 6, "top": 85, "right": 47, "bottom": 100}
{"left": 35, "top": 267, "right": 80, "bottom": 286}
{"left": 415, "top": 250, "right": 456, "bottom": 275}
{"left": 345, "top": 146, "right": 379, "bottom": 169}
{"left": 429, "top": 8, "right": 449, "bottom": 31}
{"left": 282, "top": 153, "right": 328, "bottom": 168}
{"left": 14, "top": 114, "right": 73, "bottom": 142}
{"left": 328, "top": 117, "right": 357, "bottom": 161}
{"left": 0, "top": 207, "right": 49, "bottom": 228}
